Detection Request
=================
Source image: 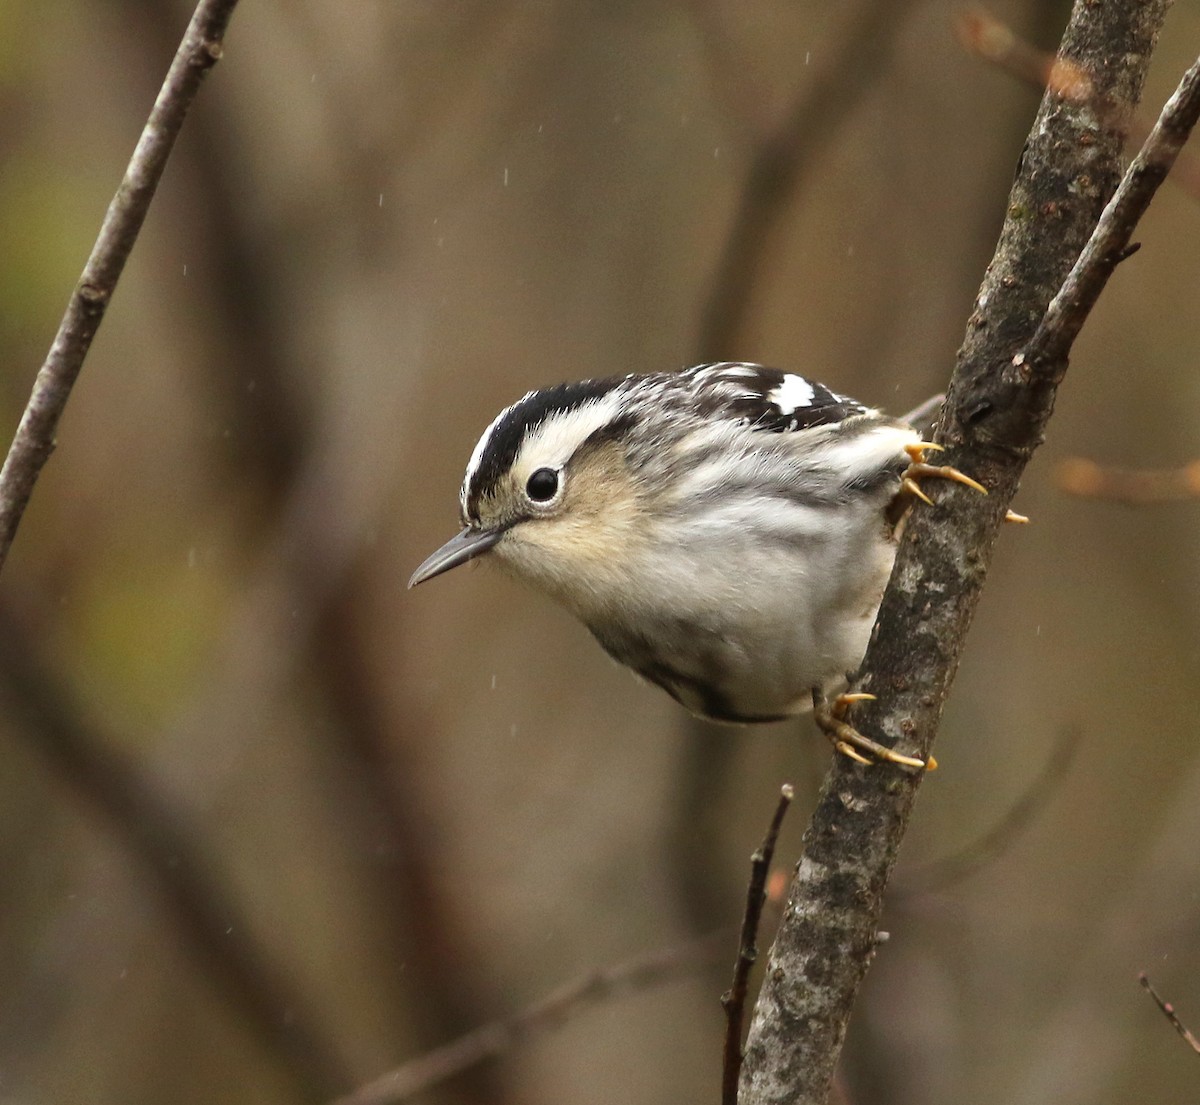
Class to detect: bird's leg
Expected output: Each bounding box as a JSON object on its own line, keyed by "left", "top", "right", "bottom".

{"left": 900, "top": 442, "right": 987, "bottom": 505}
{"left": 812, "top": 689, "right": 931, "bottom": 770}
{"left": 896, "top": 443, "right": 1029, "bottom": 526}
{"left": 819, "top": 444, "right": 990, "bottom": 770}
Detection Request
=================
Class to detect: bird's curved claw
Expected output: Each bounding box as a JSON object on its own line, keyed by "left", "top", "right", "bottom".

{"left": 812, "top": 690, "right": 933, "bottom": 771}
{"left": 901, "top": 442, "right": 988, "bottom": 502}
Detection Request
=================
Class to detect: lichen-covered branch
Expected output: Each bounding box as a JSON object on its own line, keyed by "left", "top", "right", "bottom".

{"left": 0, "top": 0, "right": 240, "bottom": 576}
{"left": 738, "top": 3, "right": 1181, "bottom": 1102}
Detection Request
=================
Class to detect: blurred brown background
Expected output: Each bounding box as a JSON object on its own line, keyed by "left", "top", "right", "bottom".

{"left": 3, "top": 2, "right": 1200, "bottom": 1103}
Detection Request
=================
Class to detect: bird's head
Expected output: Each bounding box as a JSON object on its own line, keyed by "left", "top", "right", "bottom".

{"left": 409, "top": 378, "right": 648, "bottom": 607}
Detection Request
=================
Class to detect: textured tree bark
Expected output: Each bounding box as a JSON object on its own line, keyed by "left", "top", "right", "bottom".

{"left": 738, "top": 2, "right": 1176, "bottom": 1102}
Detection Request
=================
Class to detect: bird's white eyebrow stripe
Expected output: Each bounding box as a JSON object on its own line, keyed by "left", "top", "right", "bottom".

{"left": 518, "top": 392, "right": 628, "bottom": 471}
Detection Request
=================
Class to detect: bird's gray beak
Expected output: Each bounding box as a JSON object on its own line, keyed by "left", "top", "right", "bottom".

{"left": 408, "top": 526, "right": 503, "bottom": 588}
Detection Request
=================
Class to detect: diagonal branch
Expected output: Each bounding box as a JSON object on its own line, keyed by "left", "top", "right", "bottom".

{"left": 739, "top": 3, "right": 1186, "bottom": 1102}
{"left": 0, "top": 0, "right": 240, "bottom": 576}
{"left": 1026, "top": 53, "right": 1200, "bottom": 367}
{"left": 1140, "top": 973, "right": 1200, "bottom": 1054}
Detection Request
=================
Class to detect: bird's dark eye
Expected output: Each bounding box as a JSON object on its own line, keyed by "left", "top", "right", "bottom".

{"left": 525, "top": 467, "right": 559, "bottom": 502}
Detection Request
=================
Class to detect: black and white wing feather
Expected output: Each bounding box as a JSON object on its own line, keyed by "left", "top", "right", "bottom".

{"left": 674, "top": 362, "right": 871, "bottom": 433}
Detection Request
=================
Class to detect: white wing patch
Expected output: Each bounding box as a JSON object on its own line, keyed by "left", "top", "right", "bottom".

{"left": 767, "top": 374, "right": 815, "bottom": 414}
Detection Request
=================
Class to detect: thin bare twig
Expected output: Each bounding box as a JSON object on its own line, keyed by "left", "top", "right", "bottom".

{"left": 331, "top": 928, "right": 732, "bottom": 1105}
{"left": 0, "top": 3, "right": 348, "bottom": 1098}
{"left": 1140, "top": 974, "right": 1200, "bottom": 1054}
{"left": 898, "top": 729, "right": 1078, "bottom": 897}
{"left": 969, "top": 19, "right": 1200, "bottom": 508}
{"left": 0, "top": 0, "right": 240, "bottom": 576}
{"left": 1057, "top": 457, "right": 1200, "bottom": 504}
{"left": 1026, "top": 58, "right": 1200, "bottom": 371}
{"left": 722, "top": 785, "right": 794, "bottom": 1105}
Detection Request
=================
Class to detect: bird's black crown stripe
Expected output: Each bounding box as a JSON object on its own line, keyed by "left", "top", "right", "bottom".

{"left": 465, "top": 376, "right": 624, "bottom": 511}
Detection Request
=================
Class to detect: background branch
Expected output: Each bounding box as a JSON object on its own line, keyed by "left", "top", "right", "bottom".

{"left": 1056, "top": 457, "right": 1200, "bottom": 503}
{"left": 332, "top": 928, "right": 732, "bottom": 1105}
{"left": 739, "top": 4, "right": 1182, "bottom": 1102}
{"left": 896, "top": 728, "right": 1078, "bottom": 897}
{"left": 0, "top": 0, "right": 239, "bottom": 575}
{"left": 958, "top": 9, "right": 1200, "bottom": 203}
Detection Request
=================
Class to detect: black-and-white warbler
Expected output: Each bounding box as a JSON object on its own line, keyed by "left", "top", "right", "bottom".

{"left": 410, "top": 362, "right": 985, "bottom": 768}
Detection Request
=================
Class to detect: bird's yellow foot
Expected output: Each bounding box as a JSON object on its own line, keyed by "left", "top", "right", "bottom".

{"left": 812, "top": 690, "right": 934, "bottom": 771}
{"left": 901, "top": 442, "right": 987, "bottom": 505}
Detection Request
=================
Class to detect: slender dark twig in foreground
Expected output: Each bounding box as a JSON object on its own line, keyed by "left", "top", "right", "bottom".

{"left": 1140, "top": 974, "right": 1200, "bottom": 1054}
{"left": 333, "top": 928, "right": 732, "bottom": 1105}
{"left": 0, "top": 0, "right": 240, "bottom": 576}
{"left": 722, "top": 785, "right": 794, "bottom": 1105}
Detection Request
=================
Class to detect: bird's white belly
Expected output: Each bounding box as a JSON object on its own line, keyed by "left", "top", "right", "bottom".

{"left": 583, "top": 518, "right": 897, "bottom": 722}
